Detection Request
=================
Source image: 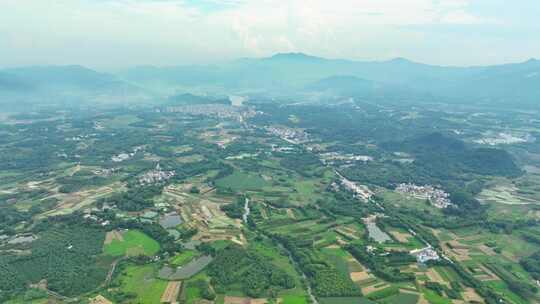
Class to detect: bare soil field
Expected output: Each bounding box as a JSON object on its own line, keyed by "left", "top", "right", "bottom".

{"left": 477, "top": 244, "right": 497, "bottom": 256}
{"left": 335, "top": 228, "right": 359, "bottom": 240}
{"left": 425, "top": 268, "right": 449, "bottom": 287}
{"left": 362, "top": 282, "right": 390, "bottom": 295}
{"left": 462, "top": 287, "right": 485, "bottom": 303}
{"left": 442, "top": 241, "right": 471, "bottom": 261}
{"left": 104, "top": 230, "right": 124, "bottom": 245}
{"left": 473, "top": 265, "right": 499, "bottom": 281}
{"left": 160, "top": 281, "right": 182, "bottom": 303}
{"left": 224, "top": 296, "right": 272, "bottom": 304}
{"left": 417, "top": 294, "right": 430, "bottom": 304}
{"left": 286, "top": 208, "right": 296, "bottom": 219}
{"left": 350, "top": 271, "right": 372, "bottom": 282}
{"left": 43, "top": 183, "right": 121, "bottom": 217}
{"left": 389, "top": 230, "right": 412, "bottom": 243}
{"left": 89, "top": 295, "right": 113, "bottom": 304}
{"left": 325, "top": 244, "right": 340, "bottom": 249}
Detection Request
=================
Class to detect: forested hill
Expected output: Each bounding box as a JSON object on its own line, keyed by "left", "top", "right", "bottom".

{"left": 382, "top": 132, "right": 522, "bottom": 177}
{"left": 3, "top": 54, "right": 539, "bottom": 108}
{"left": 0, "top": 66, "right": 153, "bottom": 109}
{"left": 118, "top": 53, "right": 540, "bottom": 108}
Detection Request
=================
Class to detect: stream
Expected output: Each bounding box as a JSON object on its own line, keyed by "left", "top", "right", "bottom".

{"left": 278, "top": 243, "right": 319, "bottom": 304}
{"left": 242, "top": 197, "right": 250, "bottom": 224}
{"left": 241, "top": 196, "right": 316, "bottom": 302}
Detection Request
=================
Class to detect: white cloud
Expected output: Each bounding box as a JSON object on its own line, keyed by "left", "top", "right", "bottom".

{"left": 0, "top": 0, "right": 534, "bottom": 68}
{"left": 440, "top": 10, "right": 483, "bottom": 24}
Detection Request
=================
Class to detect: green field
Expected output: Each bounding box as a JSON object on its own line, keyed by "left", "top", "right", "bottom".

{"left": 249, "top": 240, "right": 309, "bottom": 303}
{"left": 423, "top": 289, "right": 452, "bottom": 304}
{"left": 116, "top": 264, "right": 167, "bottom": 304}
{"left": 170, "top": 250, "right": 197, "bottom": 266}
{"left": 281, "top": 295, "right": 309, "bottom": 304}
{"left": 434, "top": 266, "right": 461, "bottom": 283}
{"left": 183, "top": 272, "right": 211, "bottom": 304}
{"left": 321, "top": 246, "right": 353, "bottom": 277}
{"left": 104, "top": 230, "right": 160, "bottom": 257}
{"left": 379, "top": 292, "right": 419, "bottom": 304}
{"left": 185, "top": 284, "right": 202, "bottom": 304}
{"left": 319, "top": 297, "right": 375, "bottom": 304}
{"left": 486, "top": 280, "right": 529, "bottom": 304}
{"left": 6, "top": 299, "right": 48, "bottom": 304}
{"left": 100, "top": 114, "right": 141, "bottom": 128}
{"left": 215, "top": 170, "right": 269, "bottom": 191}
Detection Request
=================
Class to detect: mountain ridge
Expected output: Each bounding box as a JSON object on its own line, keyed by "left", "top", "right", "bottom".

{"left": 2, "top": 54, "right": 539, "bottom": 108}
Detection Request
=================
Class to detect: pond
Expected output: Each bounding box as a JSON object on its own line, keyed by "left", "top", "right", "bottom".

{"left": 365, "top": 222, "right": 391, "bottom": 243}
{"left": 158, "top": 255, "right": 213, "bottom": 280}
{"left": 159, "top": 213, "right": 182, "bottom": 229}
{"left": 181, "top": 240, "right": 201, "bottom": 250}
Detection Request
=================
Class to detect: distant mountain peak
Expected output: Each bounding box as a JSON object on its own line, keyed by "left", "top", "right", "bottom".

{"left": 387, "top": 57, "right": 414, "bottom": 64}
{"left": 267, "top": 52, "right": 323, "bottom": 61}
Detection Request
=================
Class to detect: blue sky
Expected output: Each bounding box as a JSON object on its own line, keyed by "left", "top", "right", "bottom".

{"left": 0, "top": 0, "right": 538, "bottom": 69}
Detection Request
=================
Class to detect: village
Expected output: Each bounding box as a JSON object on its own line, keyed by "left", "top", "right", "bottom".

{"left": 395, "top": 183, "right": 454, "bottom": 209}
{"left": 265, "top": 126, "right": 310, "bottom": 144}
{"left": 162, "top": 103, "right": 257, "bottom": 123}
{"left": 334, "top": 171, "right": 374, "bottom": 202}
{"left": 320, "top": 152, "right": 374, "bottom": 165}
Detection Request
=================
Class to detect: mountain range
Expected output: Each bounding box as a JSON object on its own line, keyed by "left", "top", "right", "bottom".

{"left": 1, "top": 53, "right": 539, "bottom": 108}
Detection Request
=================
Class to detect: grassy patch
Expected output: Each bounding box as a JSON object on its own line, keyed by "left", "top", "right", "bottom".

{"left": 319, "top": 297, "right": 375, "bottom": 304}
{"left": 104, "top": 230, "right": 160, "bottom": 257}
{"left": 100, "top": 114, "right": 141, "bottom": 128}
{"left": 176, "top": 154, "right": 205, "bottom": 164}
{"left": 321, "top": 247, "right": 352, "bottom": 277}
{"left": 215, "top": 170, "right": 268, "bottom": 191}
{"left": 117, "top": 264, "right": 167, "bottom": 304}
{"left": 282, "top": 294, "right": 308, "bottom": 304}
{"left": 170, "top": 250, "right": 197, "bottom": 266}
{"left": 379, "top": 292, "right": 419, "bottom": 304}
{"left": 486, "top": 280, "right": 530, "bottom": 304}
{"left": 423, "top": 289, "right": 452, "bottom": 304}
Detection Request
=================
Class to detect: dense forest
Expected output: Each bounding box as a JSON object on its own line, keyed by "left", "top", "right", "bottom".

{"left": 276, "top": 236, "right": 362, "bottom": 297}
{"left": 0, "top": 219, "right": 107, "bottom": 301}
{"left": 207, "top": 245, "right": 295, "bottom": 298}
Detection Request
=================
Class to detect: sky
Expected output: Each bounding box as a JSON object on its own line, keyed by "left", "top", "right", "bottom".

{"left": 1, "top": 0, "right": 539, "bottom": 69}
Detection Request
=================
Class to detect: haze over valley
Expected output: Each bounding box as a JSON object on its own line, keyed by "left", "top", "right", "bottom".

{"left": 1, "top": 1, "right": 540, "bottom": 304}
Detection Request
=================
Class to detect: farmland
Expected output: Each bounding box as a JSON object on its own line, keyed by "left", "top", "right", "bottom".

{"left": 103, "top": 229, "right": 160, "bottom": 257}
{"left": 1, "top": 98, "right": 540, "bottom": 304}
{"left": 112, "top": 264, "right": 168, "bottom": 303}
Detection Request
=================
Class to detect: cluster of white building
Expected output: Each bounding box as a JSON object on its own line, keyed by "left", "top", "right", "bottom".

{"left": 93, "top": 121, "right": 104, "bottom": 130}
{"left": 65, "top": 133, "right": 95, "bottom": 142}
{"left": 82, "top": 213, "right": 110, "bottom": 227}
{"left": 92, "top": 168, "right": 118, "bottom": 177}
{"left": 270, "top": 144, "right": 295, "bottom": 153}
{"left": 320, "top": 152, "right": 373, "bottom": 165}
{"left": 266, "top": 126, "right": 309, "bottom": 144}
{"left": 410, "top": 246, "right": 440, "bottom": 264}
{"left": 163, "top": 104, "right": 257, "bottom": 122}
{"left": 474, "top": 132, "right": 534, "bottom": 146}
{"left": 111, "top": 146, "right": 145, "bottom": 162}
{"left": 335, "top": 172, "right": 374, "bottom": 201}
{"left": 395, "top": 183, "right": 453, "bottom": 209}
{"left": 111, "top": 153, "right": 131, "bottom": 162}
{"left": 139, "top": 163, "right": 175, "bottom": 185}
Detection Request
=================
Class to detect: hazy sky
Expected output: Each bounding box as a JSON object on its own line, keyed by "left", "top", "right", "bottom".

{"left": 1, "top": 0, "right": 539, "bottom": 69}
